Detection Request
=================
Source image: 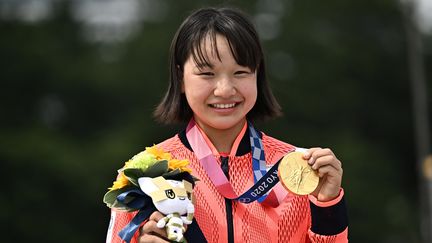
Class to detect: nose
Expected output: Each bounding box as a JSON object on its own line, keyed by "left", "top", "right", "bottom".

{"left": 214, "top": 76, "right": 236, "bottom": 98}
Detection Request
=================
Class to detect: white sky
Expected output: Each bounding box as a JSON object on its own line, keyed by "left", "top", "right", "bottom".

{"left": 416, "top": 0, "right": 432, "bottom": 34}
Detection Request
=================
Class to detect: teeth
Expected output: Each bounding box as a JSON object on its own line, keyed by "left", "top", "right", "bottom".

{"left": 212, "top": 103, "right": 236, "bottom": 109}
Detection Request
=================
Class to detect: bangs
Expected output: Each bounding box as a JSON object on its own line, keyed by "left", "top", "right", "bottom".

{"left": 189, "top": 29, "right": 261, "bottom": 71}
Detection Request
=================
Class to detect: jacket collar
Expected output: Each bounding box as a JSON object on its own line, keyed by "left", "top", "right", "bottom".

{"left": 178, "top": 125, "right": 262, "bottom": 157}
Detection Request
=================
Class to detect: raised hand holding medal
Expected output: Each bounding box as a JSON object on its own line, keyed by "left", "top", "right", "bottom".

{"left": 278, "top": 151, "right": 319, "bottom": 195}
{"left": 279, "top": 148, "right": 343, "bottom": 202}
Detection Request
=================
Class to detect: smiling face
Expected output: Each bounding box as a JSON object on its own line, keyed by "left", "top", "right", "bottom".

{"left": 182, "top": 34, "right": 258, "bottom": 134}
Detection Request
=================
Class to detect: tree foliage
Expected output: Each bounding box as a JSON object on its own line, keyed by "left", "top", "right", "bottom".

{"left": 1, "top": 0, "right": 429, "bottom": 242}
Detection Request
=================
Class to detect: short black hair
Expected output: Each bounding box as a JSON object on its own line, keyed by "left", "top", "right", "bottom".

{"left": 154, "top": 7, "right": 281, "bottom": 124}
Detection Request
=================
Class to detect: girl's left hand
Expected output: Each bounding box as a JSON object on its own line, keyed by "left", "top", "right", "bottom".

{"left": 303, "top": 147, "right": 343, "bottom": 202}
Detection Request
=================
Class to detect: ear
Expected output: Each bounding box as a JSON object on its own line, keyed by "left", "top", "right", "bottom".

{"left": 138, "top": 177, "right": 159, "bottom": 196}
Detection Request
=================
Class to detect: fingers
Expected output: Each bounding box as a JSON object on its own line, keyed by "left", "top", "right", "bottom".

{"left": 314, "top": 164, "right": 343, "bottom": 179}
{"left": 141, "top": 220, "right": 167, "bottom": 236}
{"left": 138, "top": 234, "right": 169, "bottom": 243}
{"left": 139, "top": 211, "right": 169, "bottom": 243}
{"left": 303, "top": 148, "right": 342, "bottom": 172}
{"left": 149, "top": 211, "right": 165, "bottom": 221}
{"left": 303, "top": 147, "right": 343, "bottom": 201}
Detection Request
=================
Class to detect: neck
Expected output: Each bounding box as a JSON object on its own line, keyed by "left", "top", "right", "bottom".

{"left": 195, "top": 119, "right": 246, "bottom": 154}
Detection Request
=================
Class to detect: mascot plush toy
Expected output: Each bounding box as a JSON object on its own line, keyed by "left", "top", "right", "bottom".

{"left": 103, "top": 146, "right": 197, "bottom": 243}
{"left": 138, "top": 176, "right": 195, "bottom": 242}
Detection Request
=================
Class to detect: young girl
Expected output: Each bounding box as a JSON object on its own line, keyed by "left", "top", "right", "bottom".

{"left": 107, "top": 7, "right": 348, "bottom": 243}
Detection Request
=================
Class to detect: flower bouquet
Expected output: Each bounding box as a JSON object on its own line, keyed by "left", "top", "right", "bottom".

{"left": 103, "top": 146, "right": 197, "bottom": 243}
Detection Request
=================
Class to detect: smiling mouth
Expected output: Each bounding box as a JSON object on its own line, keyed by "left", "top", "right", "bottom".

{"left": 210, "top": 103, "right": 237, "bottom": 109}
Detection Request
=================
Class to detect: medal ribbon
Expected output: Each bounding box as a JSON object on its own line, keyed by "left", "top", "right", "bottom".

{"left": 186, "top": 119, "right": 292, "bottom": 203}
{"left": 249, "top": 122, "right": 270, "bottom": 202}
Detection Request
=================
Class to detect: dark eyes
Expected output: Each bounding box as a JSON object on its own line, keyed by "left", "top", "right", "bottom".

{"left": 234, "top": 70, "right": 251, "bottom": 75}
{"left": 197, "top": 71, "right": 251, "bottom": 76}
{"left": 198, "top": 72, "right": 214, "bottom": 76}
{"left": 165, "top": 189, "right": 175, "bottom": 199}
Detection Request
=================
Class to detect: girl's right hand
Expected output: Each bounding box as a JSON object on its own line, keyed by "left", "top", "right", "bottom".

{"left": 138, "top": 211, "right": 169, "bottom": 243}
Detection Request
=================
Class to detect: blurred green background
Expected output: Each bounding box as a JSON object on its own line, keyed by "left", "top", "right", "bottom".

{"left": 1, "top": 0, "right": 431, "bottom": 242}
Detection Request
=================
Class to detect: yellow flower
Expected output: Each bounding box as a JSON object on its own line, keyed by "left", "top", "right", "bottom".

{"left": 168, "top": 159, "right": 192, "bottom": 173}
{"left": 109, "top": 172, "right": 129, "bottom": 190}
{"left": 146, "top": 146, "right": 172, "bottom": 161}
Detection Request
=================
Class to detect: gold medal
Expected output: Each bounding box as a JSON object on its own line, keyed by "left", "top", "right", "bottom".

{"left": 278, "top": 151, "right": 319, "bottom": 195}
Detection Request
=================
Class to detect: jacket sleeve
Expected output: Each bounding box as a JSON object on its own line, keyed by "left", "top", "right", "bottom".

{"left": 307, "top": 189, "right": 349, "bottom": 242}
{"left": 105, "top": 209, "right": 140, "bottom": 243}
